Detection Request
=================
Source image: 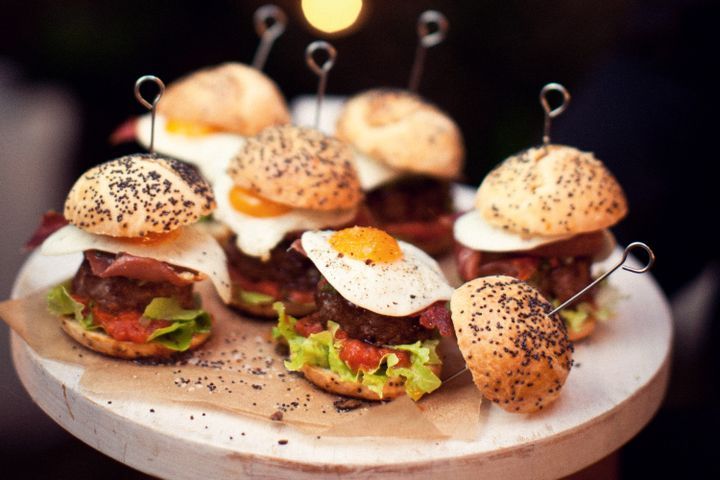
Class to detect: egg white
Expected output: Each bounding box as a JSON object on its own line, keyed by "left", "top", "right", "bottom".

{"left": 301, "top": 230, "right": 454, "bottom": 317}
{"left": 136, "top": 114, "right": 245, "bottom": 184}
{"left": 41, "top": 224, "right": 231, "bottom": 303}
{"left": 454, "top": 210, "right": 575, "bottom": 252}
{"left": 213, "top": 174, "right": 357, "bottom": 260}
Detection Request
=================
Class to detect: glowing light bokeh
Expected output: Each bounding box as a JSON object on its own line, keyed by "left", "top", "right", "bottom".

{"left": 301, "top": 0, "right": 363, "bottom": 34}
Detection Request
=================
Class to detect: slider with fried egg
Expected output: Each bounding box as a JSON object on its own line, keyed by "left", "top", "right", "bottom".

{"left": 453, "top": 145, "right": 627, "bottom": 341}
{"left": 213, "top": 125, "right": 363, "bottom": 318}
{"left": 335, "top": 89, "right": 465, "bottom": 256}
{"left": 41, "top": 154, "right": 232, "bottom": 358}
{"left": 273, "top": 226, "right": 455, "bottom": 401}
{"left": 113, "top": 63, "right": 290, "bottom": 184}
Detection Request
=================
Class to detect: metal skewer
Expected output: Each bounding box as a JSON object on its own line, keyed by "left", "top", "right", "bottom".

{"left": 134, "top": 75, "right": 165, "bottom": 154}
{"left": 540, "top": 82, "right": 571, "bottom": 145}
{"left": 305, "top": 40, "right": 337, "bottom": 129}
{"left": 408, "top": 10, "right": 448, "bottom": 93}
{"left": 443, "top": 242, "right": 656, "bottom": 385}
{"left": 252, "top": 4, "right": 287, "bottom": 71}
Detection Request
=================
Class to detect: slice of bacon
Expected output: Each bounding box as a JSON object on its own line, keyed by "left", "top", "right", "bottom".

{"left": 109, "top": 117, "right": 138, "bottom": 145}
{"left": 84, "top": 250, "right": 201, "bottom": 286}
{"left": 418, "top": 301, "right": 454, "bottom": 337}
{"left": 25, "top": 211, "right": 68, "bottom": 250}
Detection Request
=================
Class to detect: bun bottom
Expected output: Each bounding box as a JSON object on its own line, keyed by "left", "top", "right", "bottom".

{"left": 228, "top": 298, "right": 316, "bottom": 319}
{"left": 566, "top": 315, "right": 596, "bottom": 342}
{"left": 60, "top": 317, "right": 210, "bottom": 359}
{"left": 300, "top": 363, "right": 442, "bottom": 401}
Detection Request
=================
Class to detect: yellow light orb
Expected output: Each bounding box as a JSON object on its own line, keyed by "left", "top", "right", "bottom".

{"left": 301, "top": 0, "right": 363, "bottom": 34}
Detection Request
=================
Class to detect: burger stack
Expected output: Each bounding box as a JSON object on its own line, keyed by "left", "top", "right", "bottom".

{"left": 31, "top": 22, "right": 636, "bottom": 415}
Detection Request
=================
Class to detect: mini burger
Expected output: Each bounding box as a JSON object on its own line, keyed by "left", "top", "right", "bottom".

{"left": 213, "top": 125, "right": 363, "bottom": 318}
{"left": 453, "top": 145, "right": 627, "bottom": 341}
{"left": 273, "top": 226, "right": 455, "bottom": 401}
{"left": 114, "top": 63, "right": 290, "bottom": 184}
{"left": 41, "top": 154, "right": 231, "bottom": 358}
{"left": 451, "top": 275, "right": 574, "bottom": 413}
{"left": 335, "top": 89, "right": 465, "bottom": 256}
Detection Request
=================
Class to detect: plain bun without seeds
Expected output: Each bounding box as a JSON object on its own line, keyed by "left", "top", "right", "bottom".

{"left": 157, "top": 62, "right": 290, "bottom": 136}
{"left": 64, "top": 154, "right": 215, "bottom": 238}
{"left": 451, "top": 275, "right": 574, "bottom": 413}
{"left": 228, "top": 125, "right": 363, "bottom": 211}
{"left": 336, "top": 89, "right": 464, "bottom": 178}
{"left": 60, "top": 317, "right": 210, "bottom": 359}
{"left": 475, "top": 145, "right": 628, "bottom": 236}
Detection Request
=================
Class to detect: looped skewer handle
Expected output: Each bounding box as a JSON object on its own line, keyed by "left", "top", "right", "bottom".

{"left": 540, "top": 82, "right": 571, "bottom": 145}
{"left": 305, "top": 40, "right": 337, "bottom": 129}
{"left": 408, "top": 10, "right": 449, "bottom": 92}
{"left": 134, "top": 75, "right": 165, "bottom": 154}
{"left": 252, "top": 4, "right": 287, "bottom": 71}
{"left": 548, "top": 242, "right": 655, "bottom": 316}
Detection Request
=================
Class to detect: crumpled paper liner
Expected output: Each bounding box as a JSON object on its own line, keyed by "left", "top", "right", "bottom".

{"left": 1, "top": 282, "right": 481, "bottom": 440}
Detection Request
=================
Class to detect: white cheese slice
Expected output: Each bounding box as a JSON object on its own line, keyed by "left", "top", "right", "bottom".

{"left": 454, "top": 209, "right": 575, "bottom": 252}
{"left": 41, "top": 224, "right": 231, "bottom": 303}
{"left": 213, "top": 174, "right": 357, "bottom": 259}
{"left": 136, "top": 114, "right": 245, "bottom": 185}
{"left": 352, "top": 148, "right": 403, "bottom": 191}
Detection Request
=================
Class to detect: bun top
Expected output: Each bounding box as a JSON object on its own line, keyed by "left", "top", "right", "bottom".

{"left": 475, "top": 145, "right": 627, "bottom": 236}
{"left": 336, "top": 89, "right": 464, "bottom": 178}
{"left": 228, "top": 125, "right": 363, "bottom": 211}
{"left": 64, "top": 154, "right": 215, "bottom": 237}
{"left": 157, "top": 62, "right": 290, "bottom": 136}
{"left": 451, "top": 275, "right": 574, "bottom": 413}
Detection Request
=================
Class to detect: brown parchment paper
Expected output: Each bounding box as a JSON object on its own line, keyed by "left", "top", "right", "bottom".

{"left": 0, "top": 282, "right": 481, "bottom": 440}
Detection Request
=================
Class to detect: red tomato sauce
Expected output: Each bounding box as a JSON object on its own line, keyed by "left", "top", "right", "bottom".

{"left": 72, "top": 294, "right": 169, "bottom": 343}
{"left": 339, "top": 338, "right": 411, "bottom": 372}
{"left": 294, "top": 318, "right": 325, "bottom": 337}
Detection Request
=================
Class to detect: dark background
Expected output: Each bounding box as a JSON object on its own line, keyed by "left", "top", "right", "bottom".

{"left": 1, "top": 0, "right": 718, "bottom": 477}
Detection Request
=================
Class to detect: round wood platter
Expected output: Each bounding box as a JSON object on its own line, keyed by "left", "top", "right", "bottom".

{"left": 10, "top": 188, "right": 672, "bottom": 479}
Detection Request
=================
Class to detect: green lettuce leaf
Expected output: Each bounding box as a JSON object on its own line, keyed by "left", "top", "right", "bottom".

{"left": 47, "top": 286, "right": 211, "bottom": 352}
{"left": 143, "top": 297, "right": 212, "bottom": 351}
{"left": 237, "top": 289, "right": 275, "bottom": 306}
{"left": 272, "top": 302, "right": 442, "bottom": 401}
{"left": 47, "top": 283, "right": 97, "bottom": 330}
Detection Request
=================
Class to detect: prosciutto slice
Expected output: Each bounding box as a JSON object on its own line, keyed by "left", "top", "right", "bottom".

{"left": 84, "top": 250, "right": 201, "bottom": 286}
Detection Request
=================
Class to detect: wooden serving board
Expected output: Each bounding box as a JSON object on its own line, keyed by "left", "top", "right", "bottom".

{"left": 9, "top": 186, "right": 672, "bottom": 479}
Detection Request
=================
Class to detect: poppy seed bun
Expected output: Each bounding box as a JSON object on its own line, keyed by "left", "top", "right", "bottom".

{"left": 476, "top": 145, "right": 627, "bottom": 236}
{"left": 157, "top": 62, "right": 290, "bottom": 136}
{"left": 300, "top": 363, "right": 442, "bottom": 401}
{"left": 451, "top": 275, "right": 574, "bottom": 413}
{"left": 60, "top": 316, "right": 210, "bottom": 359}
{"left": 64, "top": 154, "right": 215, "bottom": 238}
{"left": 336, "top": 89, "right": 464, "bottom": 178}
{"left": 228, "top": 125, "right": 363, "bottom": 211}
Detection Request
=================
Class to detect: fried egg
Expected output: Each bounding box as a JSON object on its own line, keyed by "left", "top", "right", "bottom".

{"left": 301, "top": 229, "right": 454, "bottom": 316}
{"left": 454, "top": 209, "right": 575, "bottom": 252}
{"left": 41, "top": 224, "right": 231, "bottom": 303}
{"left": 136, "top": 114, "right": 245, "bottom": 184}
{"left": 213, "top": 173, "right": 357, "bottom": 259}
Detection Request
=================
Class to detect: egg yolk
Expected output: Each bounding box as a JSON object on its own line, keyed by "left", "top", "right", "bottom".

{"left": 229, "top": 186, "right": 291, "bottom": 218}
{"left": 165, "top": 119, "right": 220, "bottom": 137}
{"left": 119, "top": 229, "right": 181, "bottom": 245}
{"left": 329, "top": 227, "right": 403, "bottom": 263}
